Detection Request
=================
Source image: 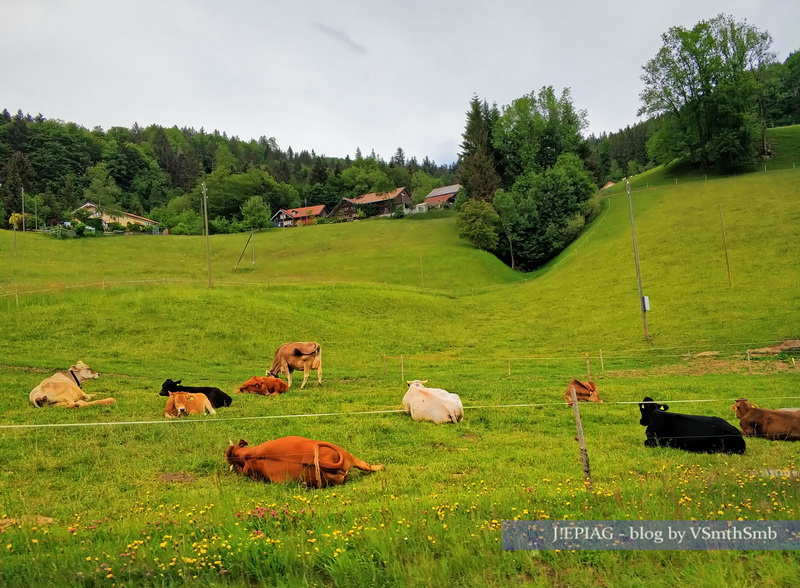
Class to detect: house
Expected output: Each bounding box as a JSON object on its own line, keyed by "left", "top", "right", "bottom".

{"left": 74, "top": 202, "right": 158, "bottom": 230}
{"left": 601, "top": 181, "right": 616, "bottom": 190}
{"left": 271, "top": 205, "right": 328, "bottom": 228}
{"left": 329, "top": 187, "right": 412, "bottom": 221}
{"left": 414, "top": 184, "right": 461, "bottom": 213}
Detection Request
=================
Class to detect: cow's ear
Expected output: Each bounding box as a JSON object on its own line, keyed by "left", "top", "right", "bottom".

{"left": 238, "top": 439, "right": 248, "bottom": 447}
{"left": 175, "top": 380, "right": 182, "bottom": 385}
{"left": 660, "top": 404, "right": 668, "bottom": 411}
{"left": 639, "top": 404, "right": 644, "bottom": 411}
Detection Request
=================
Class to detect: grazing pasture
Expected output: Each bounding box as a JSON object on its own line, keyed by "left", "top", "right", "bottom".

{"left": 0, "top": 166, "right": 798, "bottom": 586}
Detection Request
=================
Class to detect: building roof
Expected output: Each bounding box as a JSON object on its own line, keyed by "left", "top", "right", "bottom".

{"left": 346, "top": 187, "right": 408, "bottom": 204}
{"left": 272, "top": 205, "right": 327, "bottom": 220}
{"left": 425, "top": 194, "right": 456, "bottom": 205}
{"left": 424, "top": 184, "right": 461, "bottom": 200}
{"left": 74, "top": 202, "right": 157, "bottom": 224}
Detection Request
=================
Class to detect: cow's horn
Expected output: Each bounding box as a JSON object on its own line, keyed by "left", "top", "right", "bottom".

{"left": 228, "top": 438, "right": 234, "bottom": 446}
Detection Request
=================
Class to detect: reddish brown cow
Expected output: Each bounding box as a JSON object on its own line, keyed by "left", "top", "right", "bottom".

{"left": 238, "top": 376, "right": 289, "bottom": 396}
{"left": 225, "top": 436, "right": 384, "bottom": 488}
{"left": 266, "top": 342, "right": 322, "bottom": 389}
{"left": 731, "top": 398, "right": 800, "bottom": 441}
{"left": 564, "top": 379, "right": 603, "bottom": 406}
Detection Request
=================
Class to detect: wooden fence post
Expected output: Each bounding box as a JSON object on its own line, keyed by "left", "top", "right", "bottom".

{"left": 570, "top": 385, "right": 593, "bottom": 490}
{"left": 747, "top": 349, "right": 752, "bottom": 375}
{"left": 508, "top": 359, "right": 512, "bottom": 377}
{"left": 400, "top": 355, "right": 405, "bottom": 383}
{"left": 599, "top": 349, "right": 604, "bottom": 372}
{"left": 383, "top": 354, "right": 387, "bottom": 380}
{"left": 585, "top": 353, "right": 592, "bottom": 380}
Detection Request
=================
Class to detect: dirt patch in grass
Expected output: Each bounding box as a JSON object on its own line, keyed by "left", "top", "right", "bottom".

{"left": 0, "top": 514, "right": 56, "bottom": 528}
{"left": 160, "top": 473, "right": 196, "bottom": 483}
{"left": 607, "top": 357, "right": 798, "bottom": 378}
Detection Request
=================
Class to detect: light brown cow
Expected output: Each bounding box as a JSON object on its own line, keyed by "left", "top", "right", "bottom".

{"left": 266, "top": 342, "right": 322, "bottom": 389}
{"left": 238, "top": 376, "right": 289, "bottom": 396}
{"left": 564, "top": 379, "right": 603, "bottom": 406}
{"left": 29, "top": 361, "right": 116, "bottom": 408}
{"left": 226, "top": 436, "right": 384, "bottom": 488}
{"left": 164, "top": 391, "right": 216, "bottom": 419}
{"left": 731, "top": 398, "right": 800, "bottom": 441}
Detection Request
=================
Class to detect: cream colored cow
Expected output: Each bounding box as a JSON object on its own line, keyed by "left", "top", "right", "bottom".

{"left": 29, "top": 361, "right": 116, "bottom": 408}
{"left": 403, "top": 380, "right": 463, "bottom": 424}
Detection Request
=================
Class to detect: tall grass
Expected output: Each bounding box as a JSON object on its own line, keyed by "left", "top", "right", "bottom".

{"left": 0, "top": 159, "right": 798, "bottom": 585}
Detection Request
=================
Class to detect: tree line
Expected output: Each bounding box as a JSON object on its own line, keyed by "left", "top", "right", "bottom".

{"left": 1, "top": 13, "right": 797, "bottom": 269}
{"left": 454, "top": 13, "right": 799, "bottom": 270}
{"left": 0, "top": 113, "right": 455, "bottom": 234}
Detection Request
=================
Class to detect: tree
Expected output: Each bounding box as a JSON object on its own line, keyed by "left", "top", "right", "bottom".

{"left": 456, "top": 198, "right": 499, "bottom": 251}
{"left": 241, "top": 196, "right": 271, "bottom": 231}
{"left": 457, "top": 96, "right": 501, "bottom": 201}
{"left": 83, "top": 163, "right": 123, "bottom": 216}
{"left": 639, "top": 14, "right": 775, "bottom": 168}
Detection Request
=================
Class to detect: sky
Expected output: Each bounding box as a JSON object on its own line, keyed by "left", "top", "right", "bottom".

{"left": 2, "top": 1, "right": 798, "bottom": 166}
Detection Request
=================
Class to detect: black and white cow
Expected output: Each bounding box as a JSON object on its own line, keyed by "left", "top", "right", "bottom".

{"left": 638, "top": 397, "right": 745, "bottom": 454}
{"left": 160, "top": 379, "right": 232, "bottom": 409}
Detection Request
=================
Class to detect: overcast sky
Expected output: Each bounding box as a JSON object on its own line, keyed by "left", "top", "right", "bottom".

{"left": 2, "top": 1, "right": 798, "bottom": 165}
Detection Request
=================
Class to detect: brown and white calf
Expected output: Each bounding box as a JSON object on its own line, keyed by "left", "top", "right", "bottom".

{"left": 164, "top": 391, "right": 216, "bottom": 419}
{"left": 266, "top": 342, "right": 322, "bottom": 389}
{"left": 731, "top": 398, "right": 800, "bottom": 441}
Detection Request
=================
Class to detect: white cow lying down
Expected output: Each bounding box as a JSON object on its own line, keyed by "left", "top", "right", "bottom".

{"left": 403, "top": 380, "right": 463, "bottom": 424}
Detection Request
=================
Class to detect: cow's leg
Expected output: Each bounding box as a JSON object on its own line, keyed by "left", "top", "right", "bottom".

{"left": 346, "top": 454, "right": 385, "bottom": 472}
{"left": 70, "top": 398, "right": 116, "bottom": 408}
{"left": 300, "top": 366, "right": 310, "bottom": 389}
{"left": 317, "top": 365, "right": 322, "bottom": 386}
{"left": 286, "top": 367, "right": 293, "bottom": 389}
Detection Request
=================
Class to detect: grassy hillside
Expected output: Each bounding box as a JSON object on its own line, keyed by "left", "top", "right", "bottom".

{"left": 0, "top": 148, "right": 799, "bottom": 586}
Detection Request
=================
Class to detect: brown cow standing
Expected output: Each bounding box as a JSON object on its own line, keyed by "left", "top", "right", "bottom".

{"left": 225, "top": 436, "right": 384, "bottom": 488}
{"left": 266, "top": 342, "right": 322, "bottom": 389}
{"left": 731, "top": 398, "right": 800, "bottom": 441}
{"left": 564, "top": 379, "right": 603, "bottom": 406}
{"left": 238, "top": 376, "right": 289, "bottom": 396}
{"left": 164, "top": 391, "right": 216, "bottom": 419}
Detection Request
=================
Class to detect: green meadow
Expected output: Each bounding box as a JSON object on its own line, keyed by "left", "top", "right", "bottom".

{"left": 0, "top": 159, "right": 798, "bottom": 585}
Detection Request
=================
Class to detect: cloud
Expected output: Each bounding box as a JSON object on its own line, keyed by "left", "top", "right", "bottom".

{"left": 313, "top": 22, "right": 367, "bottom": 55}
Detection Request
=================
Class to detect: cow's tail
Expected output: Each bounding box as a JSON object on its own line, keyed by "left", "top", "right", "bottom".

{"left": 313, "top": 442, "right": 346, "bottom": 470}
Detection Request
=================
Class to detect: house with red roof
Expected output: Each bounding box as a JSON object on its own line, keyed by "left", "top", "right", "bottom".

{"left": 271, "top": 204, "right": 328, "bottom": 227}
{"left": 329, "top": 187, "right": 412, "bottom": 221}
{"left": 414, "top": 184, "right": 461, "bottom": 213}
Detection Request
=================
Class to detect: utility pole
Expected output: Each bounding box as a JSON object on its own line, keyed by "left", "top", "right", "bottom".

{"left": 202, "top": 181, "right": 212, "bottom": 288}
{"left": 626, "top": 179, "right": 649, "bottom": 341}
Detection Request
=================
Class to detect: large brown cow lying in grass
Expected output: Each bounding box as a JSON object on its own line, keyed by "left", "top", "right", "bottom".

{"left": 226, "top": 436, "right": 384, "bottom": 488}
{"left": 164, "top": 391, "right": 216, "bottom": 419}
{"left": 29, "top": 361, "right": 116, "bottom": 408}
{"left": 731, "top": 398, "right": 800, "bottom": 441}
{"left": 266, "top": 342, "right": 322, "bottom": 389}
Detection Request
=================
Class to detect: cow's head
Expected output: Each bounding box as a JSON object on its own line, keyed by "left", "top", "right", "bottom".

{"left": 238, "top": 377, "right": 264, "bottom": 394}
{"left": 169, "top": 391, "right": 193, "bottom": 416}
{"left": 265, "top": 369, "right": 278, "bottom": 378}
{"left": 731, "top": 398, "right": 756, "bottom": 418}
{"left": 71, "top": 361, "right": 100, "bottom": 381}
{"left": 226, "top": 439, "right": 249, "bottom": 473}
{"left": 160, "top": 379, "right": 181, "bottom": 396}
{"left": 639, "top": 396, "right": 668, "bottom": 426}
{"left": 406, "top": 379, "right": 428, "bottom": 388}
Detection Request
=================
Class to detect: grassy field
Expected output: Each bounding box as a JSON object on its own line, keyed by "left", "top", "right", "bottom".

{"left": 0, "top": 158, "right": 798, "bottom": 585}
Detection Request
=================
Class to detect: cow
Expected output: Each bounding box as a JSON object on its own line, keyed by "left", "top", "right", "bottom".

{"left": 225, "top": 436, "right": 384, "bottom": 488}
{"left": 159, "top": 379, "right": 232, "bottom": 408}
{"left": 29, "top": 361, "right": 116, "bottom": 408}
{"left": 238, "top": 376, "right": 289, "bottom": 396}
{"left": 403, "top": 380, "right": 463, "bottom": 424}
{"left": 164, "top": 391, "right": 216, "bottom": 419}
{"left": 731, "top": 398, "right": 800, "bottom": 441}
{"left": 638, "top": 397, "right": 745, "bottom": 454}
{"left": 564, "top": 379, "right": 603, "bottom": 406}
{"left": 266, "top": 342, "right": 322, "bottom": 389}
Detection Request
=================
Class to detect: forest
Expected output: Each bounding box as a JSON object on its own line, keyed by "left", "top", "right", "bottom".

{"left": 1, "top": 14, "right": 798, "bottom": 269}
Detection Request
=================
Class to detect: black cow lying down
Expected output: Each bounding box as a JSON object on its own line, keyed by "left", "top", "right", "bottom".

{"left": 638, "top": 397, "right": 745, "bottom": 454}
{"left": 160, "top": 379, "right": 232, "bottom": 409}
